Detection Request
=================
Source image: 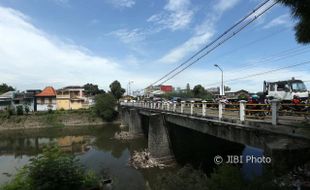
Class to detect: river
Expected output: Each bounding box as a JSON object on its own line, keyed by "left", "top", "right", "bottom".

{"left": 0, "top": 124, "right": 263, "bottom": 189}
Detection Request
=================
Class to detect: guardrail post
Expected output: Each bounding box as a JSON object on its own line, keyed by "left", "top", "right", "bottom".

{"left": 219, "top": 102, "right": 223, "bottom": 120}
{"left": 190, "top": 101, "right": 194, "bottom": 115}
{"left": 271, "top": 99, "right": 280, "bottom": 126}
{"left": 239, "top": 100, "right": 247, "bottom": 122}
{"left": 202, "top": 101, "right": 207, "bottom": 116}
{"left": 181, "top": 101, "right": 185, "bottom": 113}
{"left": 173, "top": 101, "right": 176, "bottom": 112}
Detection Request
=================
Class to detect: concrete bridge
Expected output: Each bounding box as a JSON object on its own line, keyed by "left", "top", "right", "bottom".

{"left": 119, "top": 101, "right": 310, "bottom": 171}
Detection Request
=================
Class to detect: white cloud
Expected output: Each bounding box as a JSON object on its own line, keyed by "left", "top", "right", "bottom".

{"left": 109, "top": 28, "right": 145, "bottom": 44}
{"left": 157, "top": 0, "right": 241, "bottom": 64}
{"left": 147, "top": 0, "right": 194, "bottom": 31}
{"left": 213, "top": 0, "right": 241, "bottom": 13}
{"left": 106, "top": 0, "right": 135, "bottom": 8}
{"left": 0, "top": 6, "right": 151, "bottom": 90}
{"left": 263, "top": 14, "right": 293, "bottom": 29}
{"left": 158, "top": 32, "right": 213, "bottom": 64}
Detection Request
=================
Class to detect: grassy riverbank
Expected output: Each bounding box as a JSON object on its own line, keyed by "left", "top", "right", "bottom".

{"left": 0, "top": 109, "right": 120, "bottom": 130}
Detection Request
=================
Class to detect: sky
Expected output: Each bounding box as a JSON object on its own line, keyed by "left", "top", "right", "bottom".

{"left": 0, "top": 0, "right": 309, "bottom": 93}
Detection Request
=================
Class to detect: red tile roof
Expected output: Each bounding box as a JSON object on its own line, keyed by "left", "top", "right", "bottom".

{"left": 35, "top": 87, "right": 56, "bottom": 97}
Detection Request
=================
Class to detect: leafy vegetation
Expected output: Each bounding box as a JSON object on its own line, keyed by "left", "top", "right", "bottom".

{"left": 155, "top": 164, "right": 287, "bottom": 190}
{"left": 279, "top": 0, "right": 310, "bottom": 44}
{"left": 94, "top": 93, "right": 117, "bottom": 121}
{"left": 16, "top": 105, "right": 24, "bottom": 116}
{"left": 109, "top": 80, "right": 125, "bottom": 100}
{"left": 1, "top": 146, "right": 98, "bottom": 190}
{"left": 0, "top": 83, "right": 15, "bottom": 94}
{"left": 83, "top": 83, "right": 105, "bottom": 96}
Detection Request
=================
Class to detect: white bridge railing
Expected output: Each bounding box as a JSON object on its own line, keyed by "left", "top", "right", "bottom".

{"left": 120, "top": 100, "right": 291, "bottom": 126}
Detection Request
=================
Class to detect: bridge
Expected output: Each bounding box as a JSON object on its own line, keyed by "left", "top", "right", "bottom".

{"left": 119, "top": 101, "right": 310, "bottom": 171}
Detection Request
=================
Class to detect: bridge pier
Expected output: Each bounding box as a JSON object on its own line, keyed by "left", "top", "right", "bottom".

{"left": 120, "top": 107, "right": 130, "bottom": 128}
{"left": 129, "top": 109, "right": 143, "bottom": 136}
{"left": 148, "top": 113, "right": 174, "bottom": 163}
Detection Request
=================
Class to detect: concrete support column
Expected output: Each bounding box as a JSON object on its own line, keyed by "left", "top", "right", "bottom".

{"left": 190, "top": 101, "right": 194, "bottom": 115}
{"left": 167, "top": 102, "right": 170, "bottom": 111}
{"left": 271, "top": 99, "right": 280, "bottom": 126}
{"left": 181, "top": 101, "right": 185, "bottom": 113}
{"left": 119, "top": 107, "right": 128, "bottom": 128}
{"left": 129, "top": 109, "right": 143, "bottom": 136}
{"left": 202, "top": 100, "right": 207, "bottom": 117}
{"left": 148, "top": 113, "right": 174, "bottom": 161}
{"left": 161, "top": 101, "right": 165, "bottom": 110}
{"left": 173, "top": 101, "right": 176, "bottom": 112}
{"left": 239, "top": 100, "right": 247, "bottom": 122}
{"left": 219, "top": 102, "right": 223, "bottom": 120}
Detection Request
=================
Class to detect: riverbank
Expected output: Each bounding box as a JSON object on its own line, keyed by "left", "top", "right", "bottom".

{"left": 0, "top": 110, "right": 120, "bottom": 131}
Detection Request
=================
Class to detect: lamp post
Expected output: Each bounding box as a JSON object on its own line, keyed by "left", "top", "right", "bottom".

{"left": 128, "top": 81, "right": 134, "bottom": 96}
{"left": 214, "top": 64, "right": 224, "bottom": 96}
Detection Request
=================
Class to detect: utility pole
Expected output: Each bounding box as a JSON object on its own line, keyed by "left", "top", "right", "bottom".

{"left": 128, "top": 81, "right": 133, "bottom": 96}
{"left": 214, "top": 64, "right": 224, "bottom": 96}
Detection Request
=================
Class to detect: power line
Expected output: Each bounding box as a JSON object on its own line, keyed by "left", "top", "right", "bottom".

{"left": 158, "top": 1, "right": 278, "bottom": 85}
{"left": 205, "top": 60, "right": 310, "bottom": 87}
{"left": 225, "top": 47, "right": 310, "bottom": 77}
{"left": 147, "top": 0, "right": 274, "bottom": 87}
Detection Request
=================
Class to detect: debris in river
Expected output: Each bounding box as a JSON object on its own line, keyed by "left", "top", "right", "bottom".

{"left": 114, "top": 131, "right": 134, "bottom": 140}
{"left": 129, "top": 149, "right": 167, "bottom": 169}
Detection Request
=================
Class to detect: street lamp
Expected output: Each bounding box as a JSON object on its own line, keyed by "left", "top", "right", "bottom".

{"left": 128, "top": 81, "right": 134, "bottom": 96}
{"left": 214, "top": 64, "right": 224, "bottom": 96}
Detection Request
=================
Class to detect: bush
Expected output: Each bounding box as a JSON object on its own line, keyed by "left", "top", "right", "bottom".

{"left": 154, "top": 165, "right": 208, "bottom": 190}
{"left": 94, "top": 93, "right": 117, "bottom": 121}
{"left": 16, "top": 105, "right": 24, "bottom": 115}
{"left": 1, "top": 145, "right": 98, "bottom": 190}
{"left": 24, "top": 106, "right": 30, "bottom": 114}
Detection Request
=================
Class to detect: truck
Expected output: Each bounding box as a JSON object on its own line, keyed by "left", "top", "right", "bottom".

{"left": 263, "top": 78, "right": 309, "bottom": 102}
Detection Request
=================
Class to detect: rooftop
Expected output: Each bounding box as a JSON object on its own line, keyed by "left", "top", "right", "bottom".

{"left": 35, "top": 87, "right": 56, "bottom": 97}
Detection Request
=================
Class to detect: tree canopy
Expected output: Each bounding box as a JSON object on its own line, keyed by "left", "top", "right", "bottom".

{"left": 109, "top": 80, "right": 125, "bottom": 100}
{"left": 0, "top": 83, "right": 15, "bottom": 94}
{"left": 83, "top": 83, "right": 105, "bottom": 96}
{"left": 279, "top": 0, "right": 310, "bottom": 44}
{"left": 94, "top": 93, "right": 117, "bottom": 121}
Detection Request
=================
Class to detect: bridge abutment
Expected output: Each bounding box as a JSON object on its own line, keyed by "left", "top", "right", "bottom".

{"left": 148, "top": 113, "right": 174, "bottom": 163}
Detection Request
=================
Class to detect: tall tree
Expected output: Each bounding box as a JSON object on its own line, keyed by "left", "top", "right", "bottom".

{"left": 83, "top": 83, "right": 105, "bottom": 96}
{"left": 279, "top": 0, "right": 310, "bottom": 44}
{"left": 109, "top": 80, "right": 125, "bottom": 100}
{"left": 0, "top": 83, "right": 15, "bottom": 94}
{"left": 192, "top": 84, "right": 205, "bottom": 97}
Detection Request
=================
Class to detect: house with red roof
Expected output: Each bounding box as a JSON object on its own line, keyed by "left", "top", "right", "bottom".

{"left": 35, "top": 86, "right": 57, "bottom": 111}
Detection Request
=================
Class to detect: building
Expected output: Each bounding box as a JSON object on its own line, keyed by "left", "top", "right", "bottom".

{"left": 13, "top": 90, "right": 41, "bottom": 112}
{"left": 144, "top": 85, "right": 173, "bottom": 97}
{"left": 0, "top": 91, "right": 14, "bottom": 111}
{"left": 35, "top": 87, "right": 57, "bottom": 111}
{"left": 225, "top": 89, "right": 250, "bottom": 100}
{"left": 56, "top": 86, "right": 89, "bottom": 110}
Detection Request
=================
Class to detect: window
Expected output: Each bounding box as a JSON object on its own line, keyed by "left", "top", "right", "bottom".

{"left": 292, "top": 82, "right": 307, "bottom": 91}
{"left": 277, "top": 83, "right": 285, "bottom": 91}
{"left": 269, "top": 84, "right": 275, "bottom": 91}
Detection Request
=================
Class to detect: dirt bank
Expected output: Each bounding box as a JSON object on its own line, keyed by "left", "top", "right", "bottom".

{"left": 0, "top": 111, "right": 120, "bottom": 131}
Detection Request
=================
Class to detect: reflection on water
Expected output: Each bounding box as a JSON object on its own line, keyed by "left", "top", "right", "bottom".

{"left": 0, "top": 124, "right": 264, "bottom": 189}
{"left": 0, "top": 125, "right": 152, "bottom": 190}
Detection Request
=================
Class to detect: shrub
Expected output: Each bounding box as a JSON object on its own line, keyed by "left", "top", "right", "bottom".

{"left": 94, "top": 93, "right": 117, "bottom": 121}
{"left": 16, "top": 105, "right": 24, "bottom": 116}
{"left": 24, "top": 106, "right": 30, "bottom": 114}
{"left": 1, "top": 145, "right": 99, "bottom": 190}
